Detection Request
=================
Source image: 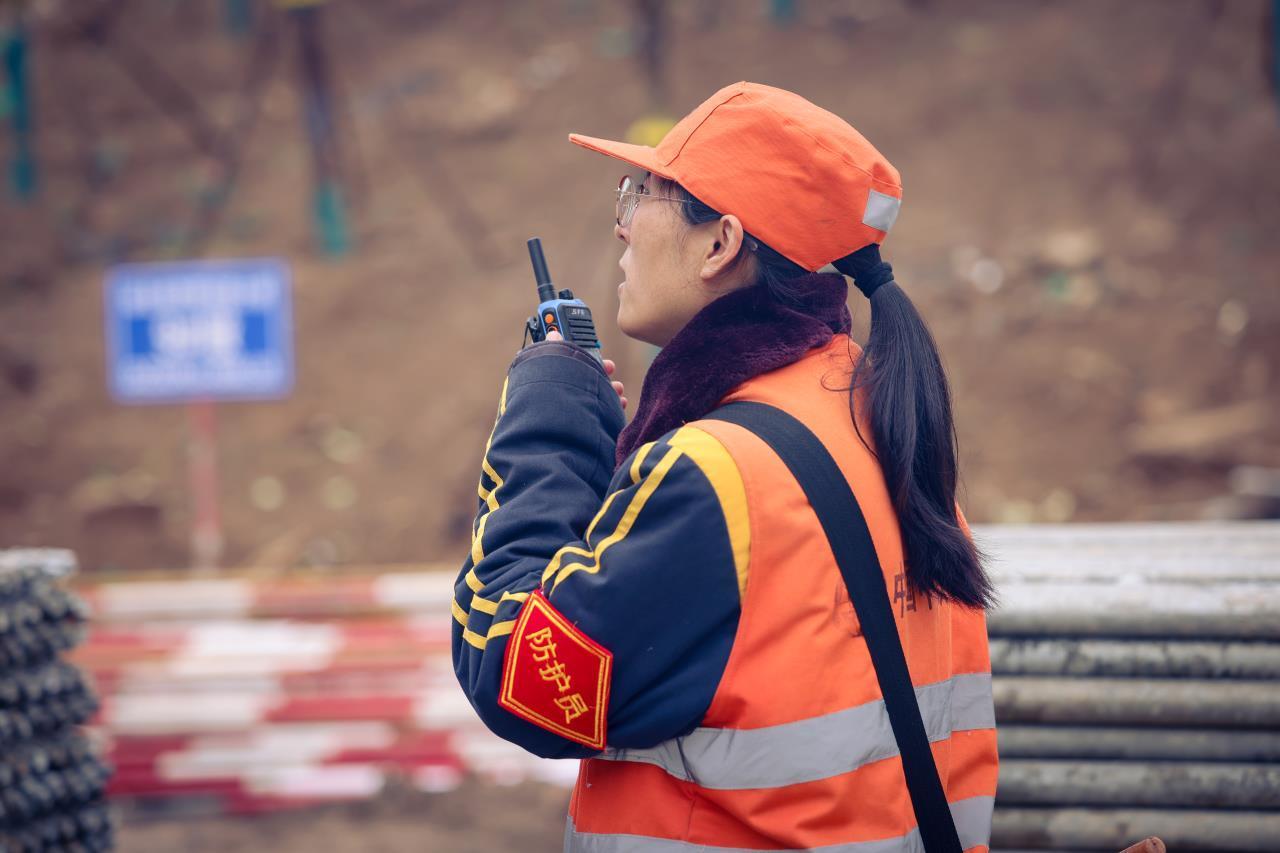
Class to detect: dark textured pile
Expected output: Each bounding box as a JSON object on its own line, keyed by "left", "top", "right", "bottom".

{"left": 0, "top": 551, "right": 113, "bottom": 853}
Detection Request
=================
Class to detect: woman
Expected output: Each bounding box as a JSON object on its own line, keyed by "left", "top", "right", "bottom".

{"left": 452, "top": 81, "right": 998, "bottom": 852}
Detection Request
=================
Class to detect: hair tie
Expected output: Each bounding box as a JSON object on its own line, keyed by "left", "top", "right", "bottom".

{"left": 832, "top": 244, "right": 894, "bottom": 299}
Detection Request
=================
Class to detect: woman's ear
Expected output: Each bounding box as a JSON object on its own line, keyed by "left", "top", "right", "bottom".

{"left": 698, "top": 214, "right": 749, "bottom": 284}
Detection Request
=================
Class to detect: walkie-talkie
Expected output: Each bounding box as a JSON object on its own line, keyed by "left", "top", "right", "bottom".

{"left": 524, "top": 237, "right": 604, "bottom": 364}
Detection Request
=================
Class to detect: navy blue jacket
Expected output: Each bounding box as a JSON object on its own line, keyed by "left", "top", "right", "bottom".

{"left": 451, "top": 341, "right": 743, "bottom": 758}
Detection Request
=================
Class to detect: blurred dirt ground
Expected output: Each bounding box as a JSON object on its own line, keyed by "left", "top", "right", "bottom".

{"left": 1, "top": 0, "right": 1278, "bottom": 848}
{"left": 1, "top": 0, "right": 1278, "bottom": 573}
{"left": 114, "top": 778, "right": 571, "bottom": 852}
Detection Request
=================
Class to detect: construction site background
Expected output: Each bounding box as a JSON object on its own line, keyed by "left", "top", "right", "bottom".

{"left": 0, "top": 0, "right": 1277, "bottom": 850}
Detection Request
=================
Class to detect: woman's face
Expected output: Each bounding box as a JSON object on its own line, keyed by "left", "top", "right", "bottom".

{"left": 613, "top": 173, "right": 719, "bottom": 348}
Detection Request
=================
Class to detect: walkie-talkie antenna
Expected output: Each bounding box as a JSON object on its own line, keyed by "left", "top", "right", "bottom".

{"left": 527, "top": 238, "right": 555, "bottom": 304}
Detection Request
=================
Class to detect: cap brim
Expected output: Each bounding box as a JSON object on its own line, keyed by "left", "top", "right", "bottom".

{"left": 568, "top": 133, "right": 676, "bottom": 180}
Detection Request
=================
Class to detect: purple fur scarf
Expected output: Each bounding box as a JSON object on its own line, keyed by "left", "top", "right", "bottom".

{"left": 615, "top": 272, "right": 853, "bottom": 468}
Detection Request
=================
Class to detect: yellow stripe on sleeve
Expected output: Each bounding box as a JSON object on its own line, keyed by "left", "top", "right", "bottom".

{"left": 487, "top": 620, "right": 516, "bottom": 640}
{"left": 537, "top": 441, "right": 661, "bottom": 586}
{"left": 470, "top": 587, "right": 529, "bottom": 616}
{"left": 668, "top": 426, "right": 752, "bottom": 598}
{"left": 471, "top": 376, "right": 511, "bottom": 563}
{"left": 451, "top": 598, "right": 469, "bottom": 625}
{"left": 470, "top": 593, "right": 499, "bottom": 615}
{"left": 454, "top": 590, "right": 530, "bottom": 650}
{"left": 629, "top": 441, "right": 656, "bottom": 484}
{"left": 470, "top": 514, "right": 487, "bottom": 566}
{"left": 551, "top": 446, "right": 684, "bottom": 592}
{"left": 540, "top": 491, "right": 624, "bottom": 585}
{"left": 478, "top": 458, "right": 502, "bottom": 508}
{"left": 453, "top": 599, "right": 488, "bottom": 649}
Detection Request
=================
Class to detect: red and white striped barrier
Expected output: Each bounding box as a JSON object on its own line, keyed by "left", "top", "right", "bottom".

{"left": 73, "top": 567, "right": 573, "bottom": 815}
{"left": 76, "top": 568, "right": 457, "bottom": 622}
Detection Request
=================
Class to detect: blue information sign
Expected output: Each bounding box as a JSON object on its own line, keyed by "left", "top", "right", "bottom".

{"left": 104, "top": 259, "right": 294, "bottom": 404}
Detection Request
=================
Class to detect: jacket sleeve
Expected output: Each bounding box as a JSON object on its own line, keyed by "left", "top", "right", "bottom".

{"left": 452, "top": 341, "right": 746, "bottom": 758}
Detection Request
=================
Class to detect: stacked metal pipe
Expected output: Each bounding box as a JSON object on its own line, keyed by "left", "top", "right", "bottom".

{"left": 983, "top": 523, "right": 1280, "bottom": 852}
{"left": 0, "top": 550, "right": 113, "bottom": 852}
{"left": 54, "top": 522, "right": 1280, "bottom": 845}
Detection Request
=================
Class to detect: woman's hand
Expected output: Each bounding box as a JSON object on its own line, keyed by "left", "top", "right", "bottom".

{"left": 546, "top": 330, "right": 627, "bottom": 410}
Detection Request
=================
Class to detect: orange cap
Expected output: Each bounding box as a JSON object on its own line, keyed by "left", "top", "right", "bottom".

{"left": 570, "top": 81, "right": 902, "bottom": 272}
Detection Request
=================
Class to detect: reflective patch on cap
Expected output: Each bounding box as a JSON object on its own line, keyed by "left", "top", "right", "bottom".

{"left": 863, "top": 189, "right": 901, "bottom": 233}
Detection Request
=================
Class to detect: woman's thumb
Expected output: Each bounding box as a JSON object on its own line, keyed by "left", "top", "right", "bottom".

{"left": 546, "top": 329, "right": 563, "bottom": 341}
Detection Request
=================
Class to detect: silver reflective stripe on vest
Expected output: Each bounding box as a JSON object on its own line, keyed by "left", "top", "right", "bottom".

{"left": 599, "top": 672, "right": 993, "bottom": 790}
{"left": 564, "top": 794, "right": 994, "bottom": 853}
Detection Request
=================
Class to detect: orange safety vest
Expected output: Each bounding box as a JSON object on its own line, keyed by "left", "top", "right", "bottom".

{"left": 565, "top": 334, "right": 999, "bottom": 852}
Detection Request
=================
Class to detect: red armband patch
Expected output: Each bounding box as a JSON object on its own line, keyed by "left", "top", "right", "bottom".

{"left": 498, "top": 589, "right": 612, "bottom": 750}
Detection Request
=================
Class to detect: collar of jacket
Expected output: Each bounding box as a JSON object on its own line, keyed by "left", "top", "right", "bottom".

{"left": 615, "top": 271, "right": 852, "bottom": 468}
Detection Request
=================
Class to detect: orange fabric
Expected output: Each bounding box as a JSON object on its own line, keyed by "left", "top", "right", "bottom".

{"left": 571, "top": 727, "right": 999, "bottom": 850}
{"left": 569, "top": 82, "right": 902, "bottom": 272}
{"left": 571, "top": 761, "right": 694, "bottom": 838}
{"left": 569, "top": 335, "right": 998, "bottom": 848}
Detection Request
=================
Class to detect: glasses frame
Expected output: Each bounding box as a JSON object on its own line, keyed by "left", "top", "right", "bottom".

{"left": 615, "top": 173, "right": 694, "bottom": 227}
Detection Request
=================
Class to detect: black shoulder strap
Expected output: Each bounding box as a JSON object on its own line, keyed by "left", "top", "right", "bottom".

{"left": 704, "top": 401, "right": 963, "bottom": 853}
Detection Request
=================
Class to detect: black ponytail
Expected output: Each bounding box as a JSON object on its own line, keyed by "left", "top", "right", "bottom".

{"left": 833, "top": 247, "right": 993, "bottom": 609}
{"left": 666, "top": 177, "right": 994, "bottom": 610}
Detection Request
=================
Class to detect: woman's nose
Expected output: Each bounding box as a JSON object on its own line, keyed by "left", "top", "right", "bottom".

{"left": 614, "top": 222, "right": 629, "bottom": 243}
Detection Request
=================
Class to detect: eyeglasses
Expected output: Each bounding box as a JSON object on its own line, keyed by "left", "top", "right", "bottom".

{"left": 615, "top": 173, "right": 694, "bottom": 227}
